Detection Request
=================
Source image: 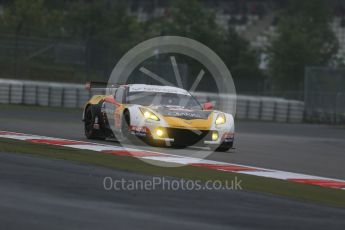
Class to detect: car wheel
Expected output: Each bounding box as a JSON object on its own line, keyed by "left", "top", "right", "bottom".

{"left": 121, "top": 111, "right": 131, "bottom": 141}
{"left": 212, "top": 142, "right": 233, "bottom": 152}
{"left": 84, "top": 106, "right": 105, "bottom": 140}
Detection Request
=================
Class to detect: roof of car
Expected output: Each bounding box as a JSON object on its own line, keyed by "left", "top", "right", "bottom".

{"left": 127, "top": 84, "right": 190, "bottom": 95}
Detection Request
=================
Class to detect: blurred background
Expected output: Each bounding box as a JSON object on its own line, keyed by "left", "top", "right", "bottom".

{"left": 0, "top": 0, "right": 344, "bottom": 124}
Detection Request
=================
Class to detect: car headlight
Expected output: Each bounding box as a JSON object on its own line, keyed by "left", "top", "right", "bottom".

{"left": 215, "top": 113, "right": 226, "bottom": 125}
{"left": 155, "top": 128, "right": 164, "bottom": 137}
{"left": 212, "top": 131, "right": 219, "bottom": 141}
{"left": 140, "top": 108, "right": 160, "bottom": 121}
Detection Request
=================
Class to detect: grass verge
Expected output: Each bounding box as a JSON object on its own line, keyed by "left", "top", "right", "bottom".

{"left": 0, "top": 137, "right": 344, "bottom": 207}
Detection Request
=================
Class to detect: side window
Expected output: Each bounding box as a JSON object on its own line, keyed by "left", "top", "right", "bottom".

{"left": 115, "top": 87, "right": 124, "bottom": 103}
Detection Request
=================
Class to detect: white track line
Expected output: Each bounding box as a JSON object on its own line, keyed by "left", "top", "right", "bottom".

{"left": 1, "top": 131, "right": 345, "bottom": 190}
{"left": 64, "top": 144, "right": 123, "bottom": 151}
{"left": 142, "top": 156, "right": 209, "bottom": 165}
{"left": 239, "top": 171, "right": 324, "bottom": 180}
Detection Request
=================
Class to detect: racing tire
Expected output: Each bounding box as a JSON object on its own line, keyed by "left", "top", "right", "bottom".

{"left": 84, "top": 106, "right": 105, "bottom": 140}
{"left": 212, "top": 142, "right": 233, "bottom": 152}
{"left": 121, "top": 111, "right": 131, "bottom": 141}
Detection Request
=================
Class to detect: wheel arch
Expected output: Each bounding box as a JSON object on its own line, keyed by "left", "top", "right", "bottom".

{"left": 82, "top": 104, "right": 91, "bottom": 121}
{"left": 123, "top": 108, "right": 130, "bottom": 124}
{"left": 82, "top": 102, "right": 102, "bottom": 121}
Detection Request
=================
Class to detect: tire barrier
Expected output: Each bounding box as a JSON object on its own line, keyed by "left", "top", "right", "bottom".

{"left": 0, "top": 79, "right": 304, "bottom": 123}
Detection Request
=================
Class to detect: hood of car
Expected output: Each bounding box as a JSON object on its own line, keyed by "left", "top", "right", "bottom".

{"left": 148, "top": 106, "right": 214, "bottom": 130}
{"left": 149, "top": 106, "right": 211, "bottom": 119}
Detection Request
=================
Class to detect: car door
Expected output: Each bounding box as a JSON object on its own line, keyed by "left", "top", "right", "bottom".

{"left": 103, "top": 87, "right": 119, "bottom": 127}
{"left": 113, "top": 86, "right": 126, "bottom": 129}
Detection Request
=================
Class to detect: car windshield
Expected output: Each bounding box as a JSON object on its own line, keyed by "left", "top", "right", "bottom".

{"left": 128, "top": 92, "right": 202, "bottom": 110}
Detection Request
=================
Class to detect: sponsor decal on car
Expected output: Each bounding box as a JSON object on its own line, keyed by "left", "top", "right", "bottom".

{"left": 130, "top": 126, "right": 149, "bottom": 137}
{"left": 222, "top": 132, "right": 234, "bottom": 142}
{"left": 161, "top": 109, "right": 211, "bottom": 120}
{"left": 129, "top": 84, "right": 190, "bottom": 95}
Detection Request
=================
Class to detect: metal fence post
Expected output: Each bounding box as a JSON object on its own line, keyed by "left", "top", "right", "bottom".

{"left": 47, "top": 86, "right": 51, "bottom": 107}
{"left": 245, "top": 99, "right": 250, "bottom": 119}
{"left": 258, "top": 99, "right": 263, "bottom": 120}
{"left": 61, "top": 87, "right": 65, "bottom": 107}
{"left": 35, "top": 85, "right": 39, "bottom": 106}
{"left": 273, "top": 101, "right": 277, "bottom": 121}
{"left": 8, "top": 83, "right": 12, "bottom": 104}
{"left": 22, "top": 84, "right": 25, "bottom": 104}
{"left": 286, "top": 102, "right": 291, "bottom": 123}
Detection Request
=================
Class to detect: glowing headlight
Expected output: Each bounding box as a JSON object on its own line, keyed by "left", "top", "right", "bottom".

{"left": 212, "top": 131, "right": 219, "bottom": 141}
{"left": 156, "top": 129, "right": 164, "bottom": 137}
{"left": 215, "top": 113, "right": 226, "bottom": 125}
{"left": 140, "top": 108, "right": 160, "bottom": 121}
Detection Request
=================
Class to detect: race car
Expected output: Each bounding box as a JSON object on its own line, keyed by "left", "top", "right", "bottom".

{"left": 82, "top": 82, "right": 235, "bottom": 151}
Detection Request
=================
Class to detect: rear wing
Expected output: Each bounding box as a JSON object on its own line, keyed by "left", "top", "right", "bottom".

{"left": 85, "top": 81, "right": 120, "bottom": 91}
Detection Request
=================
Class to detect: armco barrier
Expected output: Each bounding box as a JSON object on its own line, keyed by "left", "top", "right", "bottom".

{"left": 0, "top": 79, "right": 304, "bottom": 123}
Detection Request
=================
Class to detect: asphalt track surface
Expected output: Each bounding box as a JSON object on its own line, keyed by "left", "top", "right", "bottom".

{"left": 1, "top": 105, "right": 345, "bottom": 229}
{"left": 1, "top": 152, "right": 345, "bottom": 230}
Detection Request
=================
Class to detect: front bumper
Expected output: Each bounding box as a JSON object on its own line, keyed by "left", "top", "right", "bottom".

{"left": 129, "top": 125, "right": 234, "bottom": 146}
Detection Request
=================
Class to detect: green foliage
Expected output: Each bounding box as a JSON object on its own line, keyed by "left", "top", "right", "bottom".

{"left": 65, "top": 0, "right": 143, "bottom": 73}
{"left": 0, "top": 0, "right": 262, "bottom": 88}
{"left": 268, "top": 0, "right": 338, "bottom": 91}
{"left": 221, "top": 28, "right": 264, "bottom": 92}
{"left": 163, "top": 0, "right": 223, "bottom": 50}
{"left": 0, "top": 0, "right": 62, "bottom": 37}
{"left": 144, "top": 0, "right": 262, "bottom": 92}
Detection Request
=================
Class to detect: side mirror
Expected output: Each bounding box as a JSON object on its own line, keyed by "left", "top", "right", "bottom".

{"left": 203, "top": 102, "right": 213, "bottom": 110}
